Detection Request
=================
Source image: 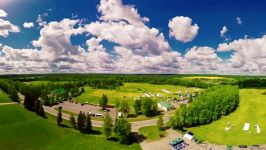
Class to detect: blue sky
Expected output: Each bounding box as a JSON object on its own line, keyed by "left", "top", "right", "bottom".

{"left": 0, "top": 0, "right": 266, "bottom": 74}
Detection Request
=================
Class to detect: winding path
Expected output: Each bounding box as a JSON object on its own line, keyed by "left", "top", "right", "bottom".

{"left": 0, "top": 102, "right": 18, "bottom": 106}
{"left": 43, "top": 105, "right": 170, "bottom": 131}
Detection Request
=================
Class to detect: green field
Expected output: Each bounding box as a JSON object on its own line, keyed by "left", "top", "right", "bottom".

{"left": 0, "top": 90, "right": 11, "bottom": 103}
{"left": 188, "top": 89, "right": 266, "bottom": 145}
{"left": 139, "top": 125, "right": 167, "bottom": 142}
{"left": 76, "top": 82, "right": 199, "bottom": 106}
{"left": 0, "top": 104, "right": 141, "bottom": 150}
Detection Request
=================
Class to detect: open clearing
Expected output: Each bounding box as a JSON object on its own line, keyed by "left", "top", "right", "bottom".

{"left": 76, "top": 82, "right": 199, "bottom": 106}
{"left": 139, "top": 125, "right": 167, "bottom": 142}
{"left": 188, "top": 89, "right": 266, "bottom": 145}
{"left": 0, "top": 89, "right": 11, "bottom": 103}
{"left": 0, "top": 104, "right": 141, "bottom": 150}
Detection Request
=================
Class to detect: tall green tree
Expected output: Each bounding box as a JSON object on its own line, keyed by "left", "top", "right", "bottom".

{"left": 85, "top": 113, "right": 92, "bottom": 133}
{"left": 77, "top": 111, "right": 86, "bottom": 130}
{"left": 157, "top": 116, "right": 164, "bottom": 131}
{"left": 57, "top": 106, "right": 63, "bottom": 125}
{"left": 103, "top": 113, "right": 113, "bottom": 139}
{"left": 99, "top": 94, "right": 108, "bottom": 110}
{"left": 115, "top": 117, "right": 131, "bottom": 144}
{"left": 69, "top": 114, "right": 76, "bottom": 128}
{"left": 119, "top": 100, "right": 130, "bottom": 117}
{"left": 134, "top": 99, "right": 141, "bottom": 115}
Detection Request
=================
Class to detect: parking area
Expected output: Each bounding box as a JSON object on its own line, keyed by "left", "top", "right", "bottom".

{"left": 53, "top": 101, "right": 117, "bottom": 118}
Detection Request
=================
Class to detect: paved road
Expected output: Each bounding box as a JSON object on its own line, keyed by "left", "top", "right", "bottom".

{"left": 44, "top": 106, "right": 103, "bottom": 127}
{"left": 0, "top": 102, "right": 18, "bottom": 106}
{"left": 44, "top": 105, "right": 169, "bottom": 130}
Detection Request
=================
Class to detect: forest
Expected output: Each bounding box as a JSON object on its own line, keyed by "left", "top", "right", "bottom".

{"left": 170, "top": 85, "right": 239, "bottom": 129}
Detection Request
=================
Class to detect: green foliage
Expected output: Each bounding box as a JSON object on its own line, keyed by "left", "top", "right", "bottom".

{"left": 77, "top": 111, "right": 86, "bottom": 130}
{"left": 156, "top": 116, "right": 164, "bottom": 131}
{"left": 103, "top": 113, "right": 113, "bottom": 139}
{"left": 141, "top": 98, "right": 157, "bottom": 116}
{"left": 35, "top": 99, "right": 45, "bottom": 117}
{"left": 119, "top": 99, "right": 130, "bottom": 116}
{"left": 171, "top": 85, "right": 239, "bottom": 128}
{"left": 99, "top": 94, "right": 108, "bottom": 110}
{"left": 139, "top": 125, "right": 167, "bottom": 142}
{"left": 23, "top": 85, "right": 41, "bottom": 111}
{"left": 57, "top": 107, "right": 63, "bottom": 125}
{"left": 69, "top": 114, "right": 76, "bottom": 128}
{"left": 0, "top": 80, "right": 19, "bottom": 102}
{"left": 87, "top": 79, "right": 123, "bottom": 89}
{"left": 0, "top": 104, "right": 141, "bottom": 150}
{"left": 115, "top": 117, "right": 131, "bottom": 144}
{"left": 85, "top": 113, "right": 92, "bottom": 133}
{"left": 134, "top": 99, "right": 141, "bottom": 115}
{"left": 115, "top": 99, "right": 120, "bottom": 110}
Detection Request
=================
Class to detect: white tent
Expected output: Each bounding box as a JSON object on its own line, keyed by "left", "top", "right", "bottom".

{"left": 243, "top": 123, "right": 250, "bottom": 131}
{"left": 183, "top": 134, "right": 193, "bottom": 140}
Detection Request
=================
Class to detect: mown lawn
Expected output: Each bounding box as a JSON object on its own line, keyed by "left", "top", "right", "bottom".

{"left": 0, "top": 104, "right": 141, "bottom": 150}
{"left": 139, "top": 125, "right": 167, "bottom": 142}
{"left": 188, "top": 89, "right": 266, "bottom": 145}
{"left": 76, "top": 82, "right": 199, "bottom": 106}
{"left": 0, "top": 90, "right": 11, "bottom": 103}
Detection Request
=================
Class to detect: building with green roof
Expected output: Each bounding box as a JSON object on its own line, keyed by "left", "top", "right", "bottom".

{"left": 157, "top": 101, "right": 173, "bottom": 111}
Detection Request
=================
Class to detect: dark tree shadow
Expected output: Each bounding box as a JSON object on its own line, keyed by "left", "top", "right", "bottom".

{"left": 58, "top": 124, "right": 71, "bottom": 128}
{"left": 131, "top": 132, "right": 146, "bottom": 143}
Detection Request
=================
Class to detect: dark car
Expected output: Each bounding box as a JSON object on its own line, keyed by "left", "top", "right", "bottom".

{"left": 239, "top": 145, "right": 247, "bottom": 148}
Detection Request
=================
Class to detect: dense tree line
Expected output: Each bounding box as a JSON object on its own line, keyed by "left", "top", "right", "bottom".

{"left": 102, "top": 114, "right": 132, "bottom": 144}
{"left": 68, "top": 111, "right": 92, "bottom": 133}
{"left": 170, "top": 85, "right": 239, "bottom": 129}
{"left": 237, "top": 78, "right": 266, "bottom": 88}
{"left": 87, "top": 79, "right": 123, "bottom": 89}
{"left": 0, "top": 80, "right": 19, "bottom": 102}
{"left": 134, "top": 97, "right": 158, "bottom": 116}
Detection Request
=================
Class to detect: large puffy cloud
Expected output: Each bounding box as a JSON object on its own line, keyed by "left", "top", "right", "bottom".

{"left": 217, "top": 36, "right": 266, "bottom": 73}
{"left": 0, "top": 9, "right": 7, "bottom": 18}
{"left": 169, "top": 16, "right": 199, "bottom": 43}
{"left": 98, "top": 0, "right": 149, "bottom": 27}
{"left": 184, "top": 46, "right": 222, "bottom": 72}
{"left": 0, "top": 9, "right": 20, "bottom": 37}
{"left": 114, "top": 46, "right": 183, "bottom": 73}
{"left": 85, "top": 0, "right": 171, "bottom": 55}
{"left": 86, "top": 21, "right": 170, "bottom": 55}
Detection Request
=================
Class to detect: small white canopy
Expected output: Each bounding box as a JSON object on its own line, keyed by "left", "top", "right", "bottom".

{"left": 183, "top": 134, "right": 193, "bottom": 140}
{"left": 243, "top": 123, "right": 250, "bottom": 131}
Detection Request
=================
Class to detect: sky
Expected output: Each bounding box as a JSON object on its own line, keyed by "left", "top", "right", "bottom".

{"left": 0, "top": 0, "right": 266, "bottom": 74}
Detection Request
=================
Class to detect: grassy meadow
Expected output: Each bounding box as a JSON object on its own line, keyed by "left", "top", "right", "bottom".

{"left": 188, "top": 89, "right": 266, "bottom": 145}
{"left": 139, "top": 125, "right": 167, "bottom": 142}
{"left": 76, "top": 82, "right": 199, "bottom": 106}
{"left": 0, "top": 89, "right": 11, "bottom": 103}
{"left": 0, "top": 104, "right": 141, "bottom": 150}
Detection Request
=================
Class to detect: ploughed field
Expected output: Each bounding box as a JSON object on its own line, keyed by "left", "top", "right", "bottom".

{"left": 0, "top": 104, "right": 141, "bottom": 150}
{"left": 188, "top": 89, "right": 266, "bottom": 145}
{"left": 75, "top": 82, "right": 199, "bottom": 106}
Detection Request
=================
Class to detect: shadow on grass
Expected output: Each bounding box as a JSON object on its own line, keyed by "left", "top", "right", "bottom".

{"left": 131, "top": 132, "right": 146, "bottom": 143}
{"left": 79, "top": 129, "right": 102, "bottom": 135}
{"left": 58, "top": 124, "right": 71, "bottom": 128}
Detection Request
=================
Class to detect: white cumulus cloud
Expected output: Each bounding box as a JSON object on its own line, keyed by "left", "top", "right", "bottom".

{"left": 23, "top": 22, "right": 34, "bottom": 28}
{"left": 0, "top": 9, "right": 7, "bottom": 18}
{"left": 169, "top": 16, "right": 199, "bottom": 43}
{"left": 220, "top": 26, "right": 228, "bottom": 37}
